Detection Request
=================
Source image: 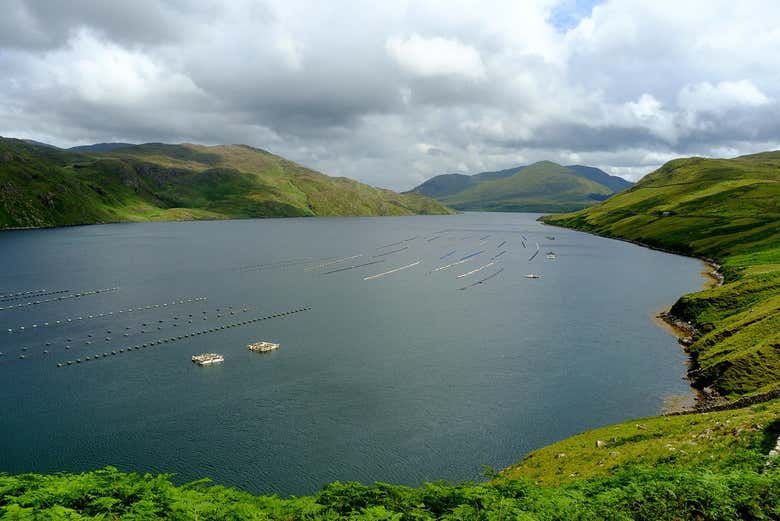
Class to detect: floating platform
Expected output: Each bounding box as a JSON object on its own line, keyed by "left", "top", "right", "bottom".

{"left": 248, "top": 341, "right": 280, "bottom": 353}
{"left": 192, "top": 353, "right": 224, "bottom": 366}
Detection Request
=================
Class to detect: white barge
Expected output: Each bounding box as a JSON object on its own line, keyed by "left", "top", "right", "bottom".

{"left": 192, "top": 353, "right": 224, "bottom": 366}
{"left": 247, "top": 341, "right": 280, "bottom": 353}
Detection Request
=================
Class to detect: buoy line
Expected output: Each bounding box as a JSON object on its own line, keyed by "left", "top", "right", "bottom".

{"left": 430, "top": 257, "right": 472, "bottom": 273}
{"left": 54, "top": 306, "right": 313, "bottom": 368}
{"left": 479, "top": 235, "right": 491, "bottom": 240}
{"left": 528, "top": 243, "right": 540, "bottom": 261}
{"left": 497, "top": 240, "right": 507, "bottom": 249}
{"left": 4, "top": 297, "right": 207, "bottom": 334}
{"left": 403, "top": 236, "right": 419, "bottom": 242}
{"left": 458, "top": 267, "right": 504, "bottom": 290}
{"left": 238, "top": 257, "right": 316, "bottom": 272}
{"left": 492, "top": 250, "right": 507, "bottom": 260}
{"left": 0, "top": 289, "right": 70, "bottom": 303}
{"left": 303, "top": 254, "right": 364, "bottom": 271}
{"left": 456, "top": 262, "right": 495, "bottom": 278}
{"left": 0, "top": 287, "right": 120, "bottom": 312}
{"left": 439, "top": 250, "right": 456, "bottom": 260}
{"left": 427, "top": 236, "right": 441, "bottom": 242}
{"left": 372, "top": 246, "right": 409, "bottom": 258}
{"left": 322, "top": 260, "right": 385, "bottom": 275}
{"left": 458, "top": 250, "right": 485, "bottom": 262}
{"left": 3, "top": 303, "right": 257, "bottom": 363}
{"left": 376, "top": 239, "right": 406, "bottom": 250}
{"left": 0, "top": 288, "right": 56, "bottom": 299}
{"left": 363, "top": 260, "right": 422, "bottom": 281}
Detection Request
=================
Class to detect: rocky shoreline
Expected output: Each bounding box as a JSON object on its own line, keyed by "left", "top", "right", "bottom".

{"left": 656, "top": 308, "right": 728, "bottom": 410}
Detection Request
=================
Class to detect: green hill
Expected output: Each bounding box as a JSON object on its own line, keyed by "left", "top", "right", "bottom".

{"left": 409, "top": 161, "right": 631, "bottom": 212}
{"left": 543, "top": 152, "right": 780, "bottom": 398}
{"left": 0, "top": 137, "right": 452, "bottom": 229}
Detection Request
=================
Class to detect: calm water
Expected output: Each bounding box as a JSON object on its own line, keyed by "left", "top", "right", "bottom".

{"left": 0, "top": 213, "right": 703, "bottom": 494}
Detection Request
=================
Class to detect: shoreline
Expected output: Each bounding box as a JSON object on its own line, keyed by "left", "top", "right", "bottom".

{"left": 540, "top": 218, "right": 726, "bottom": 411}
{"left": 0, "top": 210, "right": 457, "bottom": 233}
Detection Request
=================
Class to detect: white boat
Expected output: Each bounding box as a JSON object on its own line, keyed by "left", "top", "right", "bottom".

{"left": 525, "top": 273, "right": 541, "bottom": 279}
{"left": 192, "top": 353, "right": 224, "bottom": 366}
{"left": 546, "top": 252, "right": 557, "bottom": 260}
{"left": 247, "top": 341, "right": 280, "bottom": 353}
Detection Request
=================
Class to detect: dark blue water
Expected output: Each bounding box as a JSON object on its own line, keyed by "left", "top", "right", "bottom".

{"left": 0, "top": 213, "right": 703, "bottom": 494}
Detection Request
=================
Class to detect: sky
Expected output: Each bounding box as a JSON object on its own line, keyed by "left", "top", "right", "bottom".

{"left": 2, "top": 0, "right": 779, "bottom": 190}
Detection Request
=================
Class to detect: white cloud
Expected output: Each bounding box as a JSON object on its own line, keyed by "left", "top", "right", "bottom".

{"left": 677, "top": 80, "right": 772, "bottom": 114}
{"left": 47, "top": 31, "right": 203, "bottom": 106}
{"left": 386, "top": 34, "right": 486, "bottom": 80}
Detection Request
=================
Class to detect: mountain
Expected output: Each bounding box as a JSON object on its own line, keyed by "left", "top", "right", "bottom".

{"left": 69, "top": 142, "right": 136, "bottom": 152}
{"left": 564, "top": 164, "right": 633, "bottom": 192}
{"left": 409, "top": 161, "right": 632, "bottom": 212}
{"left": 543, "top": 152, "right": 780, "bottom": 398}
{"left": 0, "top": 137, "right": 452, "bottom": 229}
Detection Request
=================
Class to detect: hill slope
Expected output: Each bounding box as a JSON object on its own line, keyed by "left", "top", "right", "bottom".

{"left": 543, "top": 152, "right": 780, "bottom": 398}
{"left": 410, "top": 161, "right": 631, "bottom": 212}
{"left": 0, "top": 138, "right": 452, "bottom": 229}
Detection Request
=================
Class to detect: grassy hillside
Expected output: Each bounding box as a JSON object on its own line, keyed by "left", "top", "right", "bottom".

{"left": 543, "top": 152, "right": 780, "bottom": 398}
{"left": 0, "top": 138, "right": 452, "bottom": 229}
{"left": 505, "top": 397, "right": 780, "bottom": 486}
{"left": 410, "top": 161, "right": 631, "bottom": 212}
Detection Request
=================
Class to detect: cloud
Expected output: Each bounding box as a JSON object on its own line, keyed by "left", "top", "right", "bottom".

{"left": 386, "top": 34, "right": 486, "bottom": 80}
{"left": 2, "top": 0, "right": 780, "bottom": 189}
{"left": 678, "top": 80, "right": 772, "bottom": 114}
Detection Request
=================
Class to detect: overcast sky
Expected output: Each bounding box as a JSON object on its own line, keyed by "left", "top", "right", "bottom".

{"left": 2, "top": 0, "right": 779, "bottom": 190}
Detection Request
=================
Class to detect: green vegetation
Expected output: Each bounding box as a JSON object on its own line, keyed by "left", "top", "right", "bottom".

{"left": 409, "top": 161, "right": 632, "bottom": 212}
{"left": 504, "top": 399, "right": 780, "bottom": 486}
{"left": 3, "top": 443, "right": 780, "bottom": 520}
{"left": 0, "top": 138, "right": 452, "bottom": 229}
{"left": 543, "top": 152, "right": 780, "bottom": 398}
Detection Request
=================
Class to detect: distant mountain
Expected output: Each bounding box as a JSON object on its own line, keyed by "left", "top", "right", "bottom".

{"left": 69, "top": 142, "right": 136, "bottom": 152}
{"left": 564, "top": 164, "right": 633, "bottom": 192}
{"left": 409, "top": 161, "right": 632, "bottom": 212}
{"left": 0, "top": 137, "right": 452, "bottom": 229}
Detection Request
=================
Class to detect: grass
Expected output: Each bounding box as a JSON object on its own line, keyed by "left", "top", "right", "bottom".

{"left": 503, "top": 399, "right": 780, "bottom": 486}
{"left": 0, "top": 138, "right": 453, "bottom": 229}
{"left": 543, "top": 152, "right": 780, "bottom": 398}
